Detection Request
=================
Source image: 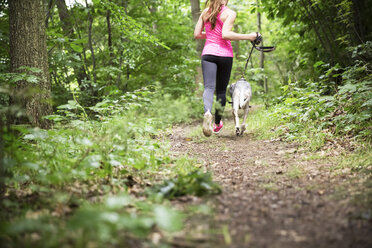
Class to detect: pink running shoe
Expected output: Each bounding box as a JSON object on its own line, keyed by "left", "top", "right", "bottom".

{"left": 213, "top": 121, "right": 223, "bottom": 134}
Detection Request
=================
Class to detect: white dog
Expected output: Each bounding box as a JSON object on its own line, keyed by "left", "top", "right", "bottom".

{"left": 229, "top": 78, "right": 252, "bottom": 136}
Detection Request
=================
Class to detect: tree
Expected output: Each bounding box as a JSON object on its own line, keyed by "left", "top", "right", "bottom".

{"left": 85, "top": 0, "right": 97, "bottom": 86}
{"left": 256, "top": 0, "right": 267, "bottom": 93}
{"left": 190, "top": 0, "right": 204, "bottom": 89}
{"left": 56, "top": 0, "right": 88, "bottom": 85}
{"left": 9, "top": 0, "right": 52, "bottom": 128}
{"left": 190, "top": 0, "right": 203, "bottom": 54}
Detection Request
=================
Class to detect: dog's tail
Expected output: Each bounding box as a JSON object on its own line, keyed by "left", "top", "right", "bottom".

{"left": 239, "top": 92, "right": 251, "bottom": 109}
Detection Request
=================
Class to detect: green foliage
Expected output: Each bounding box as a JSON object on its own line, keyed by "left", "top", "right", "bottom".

{"left": 2, "top": 193, "right": 183, "bottom": 247}
{"left": 1, "top": 87, "right": 209, "bottom": 247}
{"left": 100, "top": 0, "right": 170, "bottom": 50}
{"left": 149, "top": 170, "right": 222, "bottom": 199}
{"left": 37, "top": 0, "right": 199, "bottom": 109}
{"left": 261, "top": 42, "right": 372, "bottom": 146}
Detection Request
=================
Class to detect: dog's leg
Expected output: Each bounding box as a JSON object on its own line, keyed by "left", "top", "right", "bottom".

{"left": 232, "top": 99, "right": 240, "bottom": 136}
{"left": 240, "top": 103, "right": 250, "bottom": 135}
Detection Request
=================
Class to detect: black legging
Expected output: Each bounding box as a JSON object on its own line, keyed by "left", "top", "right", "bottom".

{"left": 201, "top": 55, "right": 233, "bottom": 124}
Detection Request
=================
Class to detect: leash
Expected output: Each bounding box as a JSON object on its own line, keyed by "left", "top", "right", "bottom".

{"left": 242, "top": 33, "right": 276, "bottom": 79}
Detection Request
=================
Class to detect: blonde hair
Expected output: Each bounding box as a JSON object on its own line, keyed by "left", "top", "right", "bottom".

{"left": 203, "top": 0, "right": 228, "bottom": 30}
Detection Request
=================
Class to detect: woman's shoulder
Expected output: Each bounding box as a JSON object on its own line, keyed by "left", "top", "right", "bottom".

{"left": 201, "top": 8, "right": 209, "bottom": 15}
{"left": 220, "top": 7, "right": 236, "bottom": 21}
{"left": 223, "top": 7, "right": 236, "bottom": 16}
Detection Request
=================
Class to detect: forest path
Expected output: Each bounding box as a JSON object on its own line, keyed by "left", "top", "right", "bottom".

{"left": 169, "top": 106, "right": 372, "bottom": 248}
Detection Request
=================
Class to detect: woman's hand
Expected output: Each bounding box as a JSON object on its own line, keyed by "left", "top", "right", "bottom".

{"left": 222, "top": 10, "right": 261, "bottom": 41}
{"left": 252, "top": 32, "right": 262, "bottom": 44}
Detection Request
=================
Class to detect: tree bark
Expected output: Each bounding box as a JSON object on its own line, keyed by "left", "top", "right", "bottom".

{"left": 148, "top": 5, "right": 158, "bottom": 32}
{"left": 257, "top": 1, "right": 267, "bottom": 93}
{"left": 190, "top": 0, "right": 204, "bottom": 54}
{"left": 233, "top": 24, "right": 240, "bottom": 57}
{"left": 45, "top": 0, "right": 55, "bottom": 28}
{"left": 106, "top": 0, "right": 114, "bottom": 65}
{"left": 9, "top": 0, "right": 53, "bottom": 129}
{"left": 56, "top": 0, "right": 88, "bottom": 85}
{"left": 0, "top": 113, "right": 4, "bottom": 197}
{"left": 190, "top": 0, "right": 204, "bottom": 93}
{"left": 116, "top": 0, "right": 130, "bottom": 91}
{"left": 85, "top": 0, "right": 97, "bottom": 85}
{"left": 56, "top": 0, "right": 74, "bottom": 36}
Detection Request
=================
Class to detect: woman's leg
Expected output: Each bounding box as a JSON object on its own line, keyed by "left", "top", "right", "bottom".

{"left": 201, "top": 55, "right": 218, "bottom": 113}
{"left": 215, "top": 57, "right": 233, "bottom": 124}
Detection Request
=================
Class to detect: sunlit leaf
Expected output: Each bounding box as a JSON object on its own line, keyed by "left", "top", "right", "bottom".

{"left": 154, "top": 205, "right": 183, "bottom": 232}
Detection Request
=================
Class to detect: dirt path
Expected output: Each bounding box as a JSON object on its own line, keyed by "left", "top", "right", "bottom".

{"left": 169, "top": 107, "right": 372, "bottom": 248}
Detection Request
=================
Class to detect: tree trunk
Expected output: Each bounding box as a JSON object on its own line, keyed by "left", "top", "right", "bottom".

{"left": 233, "top": 24, "right": 240, "bottom": 78}
{"left": 257, "top": 1, "right": 267, "bottom": 93}
{"left": 116, "top": 0, "right": 130, "bottom": 91}
{"left": 45, "top": 0, "right": 55, "bottom": 28}
{"left": 106, "top": 0, "right": 114, "bottom": 65}
{"left": 0, "top": 113, "right": 4, "bottom": 197}
{"left": 190, "top": 0, "right": 203, "bottom": 54}
{"left": 85, "top": 0, "right": 97, "bottom": 85}
{"left": 9, "top": 0, "right": 53, "bottom": 129}
{"left": 233, "top": 24, "right": 240, "bottom": 57}
{"left": 56, "top": 0, "right": 88, "bottom": 85}
{"left": 148, "top": 5, "right": 158, "bottom": 32}
{"left": 190, "top": 0, "right": 204, "bottom": 93}
{"left": 56, "top": 0, "right": 73, "bottom": 36}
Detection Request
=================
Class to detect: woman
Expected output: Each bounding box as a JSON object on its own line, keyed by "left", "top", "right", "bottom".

{"left": 194, "top": 0, "right": 260, "bottom": 136}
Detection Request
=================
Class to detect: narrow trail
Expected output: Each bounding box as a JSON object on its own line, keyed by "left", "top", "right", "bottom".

{"left": 169, "top": 107, "right": 372, "bottom": 248}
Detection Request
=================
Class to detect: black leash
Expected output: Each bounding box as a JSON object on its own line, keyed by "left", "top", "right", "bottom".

{"left": 242, "top": 33, "right": 276, "bottom": 79}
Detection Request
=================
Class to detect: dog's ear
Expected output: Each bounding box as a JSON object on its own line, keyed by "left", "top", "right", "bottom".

{"left": 229, "top": 83, "right": 236, "bottom": 96}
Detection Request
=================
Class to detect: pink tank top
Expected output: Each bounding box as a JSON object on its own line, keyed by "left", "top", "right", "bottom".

{"left": 202, "top": 5, "right": 234, "bottom": 57}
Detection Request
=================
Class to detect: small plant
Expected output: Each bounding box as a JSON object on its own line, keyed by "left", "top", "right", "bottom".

{"left": 287, "top": 165, "right": 305, "bottom": 179}
{"left": 149, "top": 170, "right": 222, "bottom": 199}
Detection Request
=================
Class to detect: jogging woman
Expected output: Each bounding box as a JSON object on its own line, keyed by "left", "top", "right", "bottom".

{"left": 194, "top": 0, "right": 260, "bottom": 136}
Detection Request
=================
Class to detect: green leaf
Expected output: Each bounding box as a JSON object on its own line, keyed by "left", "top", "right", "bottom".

{"left": 92, "top": 0, "right": 100, "bottom": 6}
{"left": 314, "top": 61, "right": 325, "bottom": 68}
{"left": 362, "top": 98, "right": 372, "bottom": 107}
{"left": 284, "top": 98, "right": 298, "bottom": 105}
{"left": 25, "top": 75, "right": 38, "bottom": 84}
{"left": 105, "top": 194, "right": 131, "bottom": 209}
{"left": 154, "top": 205, "right": 183, "bottom": 232}
{"left": 57, "top": 100, "right": 79, "bottom": 110}
{"left": 43, "top": 115, "right": 66, "bottom": 122}
{"left": 70, "top": 43, "right": 83, "bottom": 53}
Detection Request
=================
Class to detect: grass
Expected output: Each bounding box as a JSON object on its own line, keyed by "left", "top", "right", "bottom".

{"left": 286, "top": 164, "right": 305, "bottom": 179}
{"left": 186, "top": 123, "right": 208, "bottom": 143}
{"left": 333, "top": 145, "right": 372, "bottom": 172}
{"left": 242, "top": 106, "right": 283, "bottom": 140}
{"left": 261, "top": 182, "right": 279, "bottom": 191}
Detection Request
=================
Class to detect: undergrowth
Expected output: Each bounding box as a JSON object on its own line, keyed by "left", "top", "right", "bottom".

{"left": 248, "top": 43, "right": 372, "bottom": 150}
{"left": 0, "top": 87, "right": 218, "bottom": 247}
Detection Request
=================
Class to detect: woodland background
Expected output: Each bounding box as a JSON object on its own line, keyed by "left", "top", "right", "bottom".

{"left": 0, "top": 0, "right": 371, "bottom": 247}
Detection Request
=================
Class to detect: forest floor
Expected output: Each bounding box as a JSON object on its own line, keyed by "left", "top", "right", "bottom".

{"left": 167, "top": 106, "right": 372, "bottom": 248}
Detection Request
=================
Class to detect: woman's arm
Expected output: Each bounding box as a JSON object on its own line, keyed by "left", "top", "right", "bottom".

{"left": 194, "top": 10, "right": 207, "bottom": 39}
{"left": 222, "top": 10, "right": 258, "bottom": 41}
